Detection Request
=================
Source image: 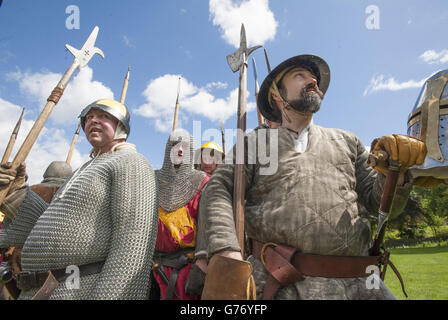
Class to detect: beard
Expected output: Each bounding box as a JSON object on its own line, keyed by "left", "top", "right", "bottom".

{"left": 287, "top": 85, "right": 323, "bottom": 114}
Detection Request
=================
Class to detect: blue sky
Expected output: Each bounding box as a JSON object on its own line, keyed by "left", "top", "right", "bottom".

{"left": 1, "top": 0, "right": 448, "bottom": 184}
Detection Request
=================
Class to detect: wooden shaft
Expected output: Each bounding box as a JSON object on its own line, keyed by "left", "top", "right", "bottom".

{"left": 370, "top": 162, "right": 400, "bottom": 256}
{"left": 120, "top": 66, "right": 130, "bottom": 104}
{"left": 1, "top": 108, "right": 25, "bottom": 164}
{"left": 172, "top": 77, "right": 181, "bottom": 132}
{"left": 66, "top": 122, "right": 81, "bottom": 164}
{"left": 220, "top": 121, "right": 226, "bottom": 155}
{"left": 233, "top": 56, "right": 247, "bottom": 257}
{"left": 0, "top": 62, "right": 78, "bottom": 210}
{"left": 255, "top": 93, "right": 264, "bottom": 125}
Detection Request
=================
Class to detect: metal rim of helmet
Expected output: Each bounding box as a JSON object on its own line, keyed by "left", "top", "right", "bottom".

{"left": 257, "top": 54, "right": 331, "bottom": 122}
{"left": 79, "top": 99, "right": 131, "bottom": 136}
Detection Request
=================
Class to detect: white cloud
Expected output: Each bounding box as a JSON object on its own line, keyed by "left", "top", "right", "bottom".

{"left": 0, "top": 97, "right": 89, "bottom": 185}
{"left": 7, "top": 66, "right": 114, "bottom": 125}
{"left": 419, "top": 49, "right": 448, "bottom": 65}
{"left": 209, "top": 0, "right": 277, "bottom": 48}
{"left": 363, "top": 74, "right": 426, "bottom": 96}
{"left": 135, "top": 74, "right": 255, "bottom": 133}
{"left": 122, "top": 35, "right": 136, "bottom": 48}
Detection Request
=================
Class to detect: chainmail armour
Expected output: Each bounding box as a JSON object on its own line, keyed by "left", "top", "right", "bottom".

{"left": 0, "top": 144, "right": 159, "bottom": 299}
{"left": 156, "top": 129, "right": 206, "bottom": 212}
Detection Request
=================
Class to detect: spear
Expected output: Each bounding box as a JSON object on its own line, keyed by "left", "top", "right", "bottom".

{"left": 220, "top": 120, "right": 226, "bottom": 155}
{"left": 1, "top": 107, "right": 25, "bottom": 165}
{"left": 252, "top": 57, "right": 264, "bottom": 125}
{"left": 65, "top": 122, "right": 81, "bottom": 165}
{"left": 172, "top": 76, "right": 182, "bottom": 131}
{"left": 226, "top": 24, "right": 261, "bottom": 257}
{"left": 264, "top": 48, "right": 272, "bottom": 73}
{"left": 0, "top": 26, "right": 104, "bottom": 215}
{"left": 120, "top": 65, "right": 131, "bottom": 104}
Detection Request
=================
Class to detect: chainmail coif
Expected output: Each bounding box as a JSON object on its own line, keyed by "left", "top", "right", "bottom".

{"left": 156, "top": 129, "right": 206, "bottom": 212}
{"left": 0, "top": 145, "right": 159, "bottom": 300}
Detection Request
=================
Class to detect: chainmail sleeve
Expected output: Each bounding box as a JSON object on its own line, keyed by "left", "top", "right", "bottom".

{"left": 0, "top": 187, "right": 48, "bottom": 247}
{"left": 89, "top": 152, "right": 159, "bottom": 300}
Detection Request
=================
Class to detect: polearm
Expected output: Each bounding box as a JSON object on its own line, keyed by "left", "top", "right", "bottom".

{"left": 220, "top": 120, "right": 226, "bottom": 155}
{"left": 264, "top": 48, "right": 272, "bottom": 73}
{"left": 120, "top": 65, "right": 131, "bottom": 104}
{"left": 252, "top": 58, "right": 264, "bottom": 125}
{"left": 0, "top": 26, "right": 104, "bottom": 214}
{"left": 226, "top": 24, "right": 261, "bottom": 257}
{"left": 1, "top": 107, "right": 25, "bottom": 165}
{"left": 172, "top": 76, "right": 182, "bottom": 131}
{"left": 66, "top": 122, "right": 81, "bottom": 165}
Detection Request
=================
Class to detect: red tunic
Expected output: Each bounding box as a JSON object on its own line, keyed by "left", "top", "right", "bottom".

{"left": 153, "top": 175, "right": 209, "bottom": 300}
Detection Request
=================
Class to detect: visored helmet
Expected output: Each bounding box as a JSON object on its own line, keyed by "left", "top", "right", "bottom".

{"left": 79, "top": 99, "right": 131, "bottom": 137}
{"left": 407, "top": 70, "right": 448, "bottom": 179}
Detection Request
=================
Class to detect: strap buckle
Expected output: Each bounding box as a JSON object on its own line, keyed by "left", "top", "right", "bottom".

{"left": 260, "top": 242, "right": 278, "bottom": 268}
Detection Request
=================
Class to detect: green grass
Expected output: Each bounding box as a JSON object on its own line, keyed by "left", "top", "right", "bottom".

{"left": 384, "top": 246, "right": 448, "bottom": 300}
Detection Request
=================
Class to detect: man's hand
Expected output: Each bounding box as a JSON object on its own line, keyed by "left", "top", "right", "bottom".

{"left": 0, "top": 163, "right": 27, "bottom": 219}
{"left": 0, "top": 163, "right": 27, "bottom": 193}
{"left": 370, "top": 134, "right": 427, "bottom": 175}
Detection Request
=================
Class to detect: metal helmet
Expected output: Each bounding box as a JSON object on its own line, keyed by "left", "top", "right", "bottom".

{"left": 257, "top": 54, "right": 330, "bottom": 122}
{"left": 407, "top": 70, "right": 448, "bottom": 179}
{"left": 201, "top": 141, "right": 224, "bottom": 154}
{"left": 79, "top": 99, "right": 131, "bottom": 137}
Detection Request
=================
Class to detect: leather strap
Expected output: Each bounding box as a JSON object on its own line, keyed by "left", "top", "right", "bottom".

{"left": 152, "top": 248, "right": 194, "bottom": 300}
{"left": 16, "top": 261, "right": 105, "bottom": 291}
{"left": 251, "top": 239, "right": 383, "bottom": 300}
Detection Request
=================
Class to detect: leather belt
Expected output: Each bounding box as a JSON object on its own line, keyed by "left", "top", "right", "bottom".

{"left": 16, "top": 261, "right": 105, "bottom": 292}
{"left": 250, "top": 239, "right": 384, "bottom": 300}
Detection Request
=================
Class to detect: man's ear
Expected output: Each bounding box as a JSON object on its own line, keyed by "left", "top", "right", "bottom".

{"left": 271, "top": 92, "right": 283, "bottom": 104}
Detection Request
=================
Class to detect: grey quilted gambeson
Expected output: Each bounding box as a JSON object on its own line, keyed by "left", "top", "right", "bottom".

{"left": 0, "top": 147, "right": 158, "bottom": 300}
{"left": 199, "top": 125, "right": 411, "bottom": 300}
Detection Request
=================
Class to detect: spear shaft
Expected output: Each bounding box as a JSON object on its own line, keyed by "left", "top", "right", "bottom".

{"left": 66, "top": 122, "right": 81, "bottom": 165}
{"left": 1, "top": 108, "right": 25, "bottom": 165}
{"left": 172, "top": 77, "right": 182, "bottom": 131}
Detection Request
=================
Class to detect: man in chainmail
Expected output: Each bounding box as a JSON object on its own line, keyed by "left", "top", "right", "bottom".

{"left": 0, "top": 160, "right": 73, "bottom": 299}
{"left": 0, "top": 99, "right": 158, "bottom": 300}
{"left": 199, "top": 54, "right": 428, "bottom": 300}
{"left": 152, "top": 129, "right": 209, "bottom": 300}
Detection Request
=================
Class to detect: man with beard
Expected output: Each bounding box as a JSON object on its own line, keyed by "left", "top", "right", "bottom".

{"left": 199, "top": 55, "right": 427, "bottom": 300}
{"left": 152, "top": 129, "right": 209, "bottom": 300}
{"left": 0, "top": 99, "right": 158, "bottom": 299}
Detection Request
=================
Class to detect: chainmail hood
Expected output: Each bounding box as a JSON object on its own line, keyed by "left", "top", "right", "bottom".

{"left": 156, "top": 129, "right": 206, "bottom": 212}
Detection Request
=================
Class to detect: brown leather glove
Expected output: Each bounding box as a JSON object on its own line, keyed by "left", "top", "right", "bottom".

{"left": 0, "top": 163, "right": 27, "bottom": 193}
{"left": 4, "top": 247, "right": 22, "bottom": 276}
{"left": 201, "top": 254, "right": 256, "bottom": 300}
{"left": 370, "top": 134, "right": 427, "bottom": 175}
{"left": 0, "top": 163, "right": 27, "bottom": 219}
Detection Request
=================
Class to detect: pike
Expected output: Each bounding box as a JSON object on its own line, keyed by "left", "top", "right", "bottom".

{"left": 1, "top": 107, "right": 25, "bottom": 165}
{"left": 120, "top": 65, "right": 131, "bottom": 104}
{"left": 264, "top": 48, "right": 272, "bottom": 73}
{"left": 252, "top": 57, "right": 264, "bottom": 125}
{"left": 220, "top": 120, "right": 226, "bottom": 155}
{"left": 368, "top": 149, "right": 408, "bottom": 297}
{"left": 65, "top": 122, "right": 81, "bottom": 165}
{"left": 172, "top": 76, "right": 182, "bottom": 131}
{"left": 0, "top": 26, "right": 104, "bottom": 213}
{"left": 226, "top": 24, "right": 261, "bottom": 257}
